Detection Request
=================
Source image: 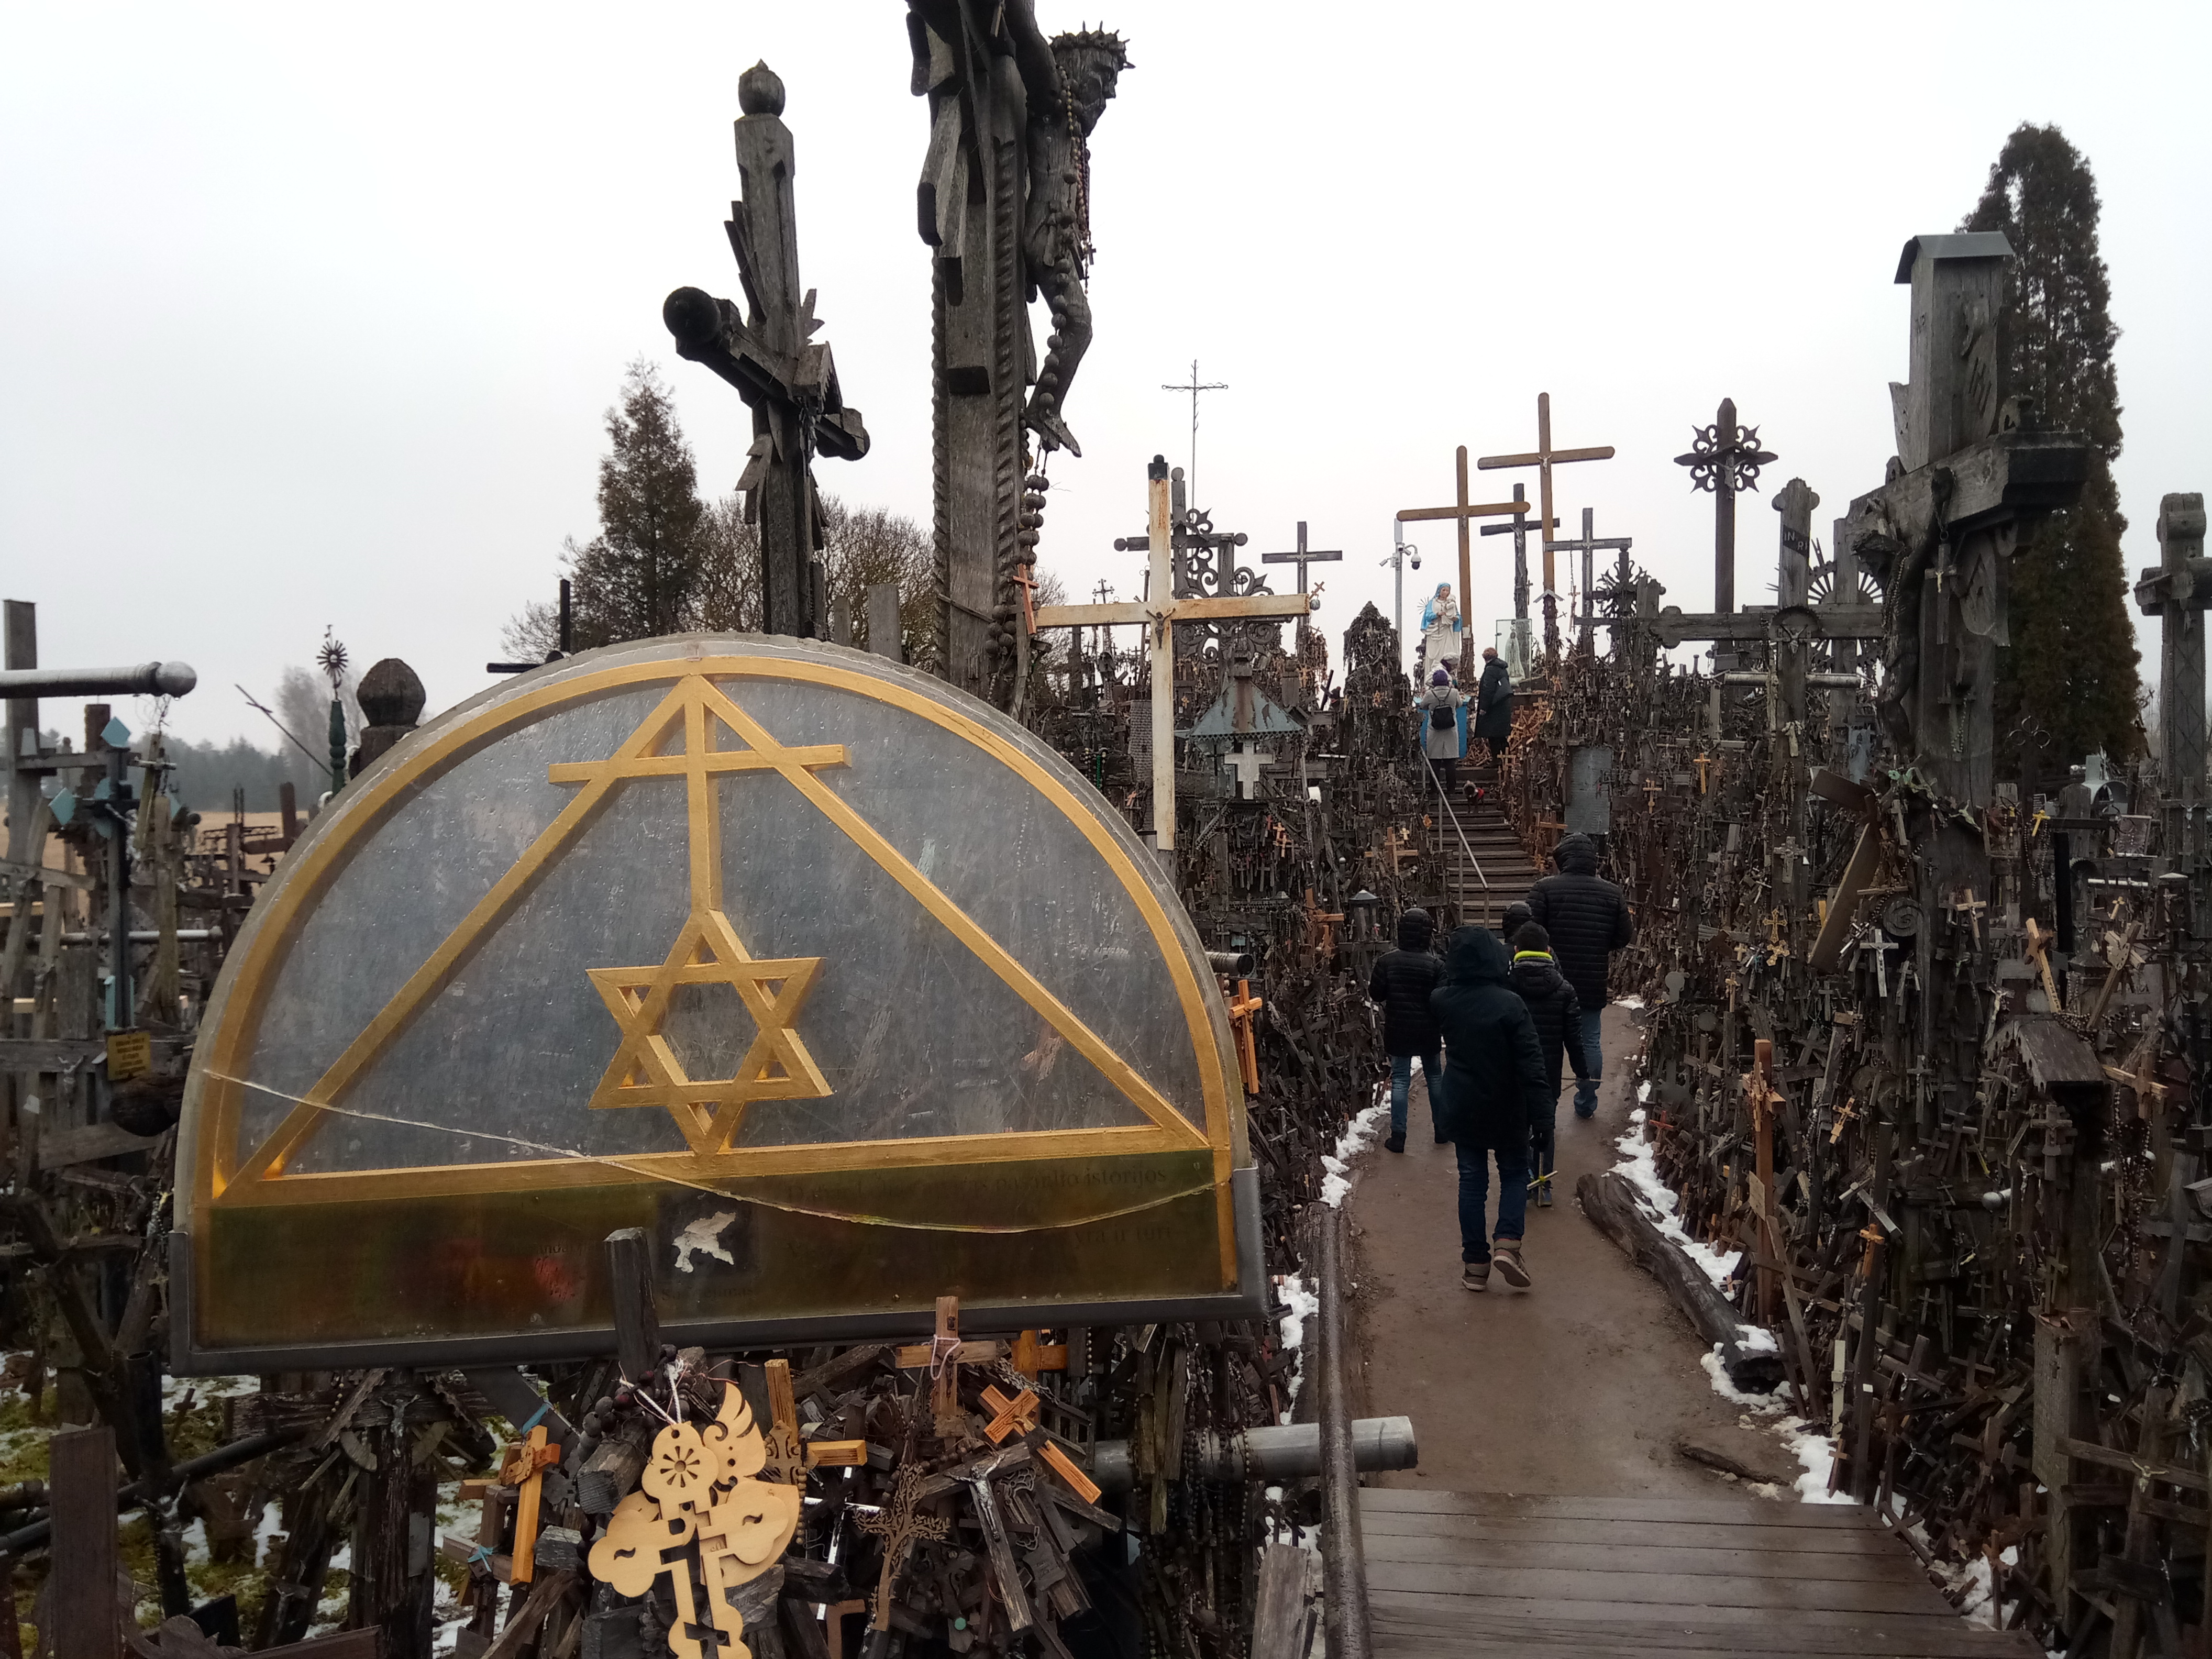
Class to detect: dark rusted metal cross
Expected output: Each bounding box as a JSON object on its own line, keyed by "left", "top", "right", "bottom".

{"left": 1674, "top": 397, "right": 1777, "bottom": 616}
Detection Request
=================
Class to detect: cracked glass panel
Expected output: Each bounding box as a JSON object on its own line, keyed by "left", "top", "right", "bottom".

{"left": 176, "top": 637, "right": 1247, "bottom": 1365}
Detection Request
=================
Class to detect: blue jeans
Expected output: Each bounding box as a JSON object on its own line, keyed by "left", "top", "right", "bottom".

{"left": 1574, "top": 1003, "right": 1606, "bottom": 1118}
{"left": 1390, "top": 1050, "right": 1442, "bottom": 1140}
{"left": 1457, "top": 1136, "right": 1529, "bottom": 1263}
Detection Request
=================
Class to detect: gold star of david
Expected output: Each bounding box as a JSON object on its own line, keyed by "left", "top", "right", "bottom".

{"left": 587, "top": 908, "right": 830, "bottom": 1155}
{"left": 211, "top": 663, "right": 1211, "bottom": 1206}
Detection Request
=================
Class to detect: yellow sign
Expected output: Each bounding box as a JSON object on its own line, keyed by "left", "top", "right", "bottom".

{"left": 106, "top": 1029, "right": 152, "bottom": 1082}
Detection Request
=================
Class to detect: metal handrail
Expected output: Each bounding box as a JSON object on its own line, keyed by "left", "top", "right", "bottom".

{"left": 1426, "top": 759, "right": 1491, "bottom": 922}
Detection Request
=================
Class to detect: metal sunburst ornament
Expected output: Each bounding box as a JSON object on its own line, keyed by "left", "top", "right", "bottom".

{"left": 316, "top": 628, "right": 350, "bottom": 692}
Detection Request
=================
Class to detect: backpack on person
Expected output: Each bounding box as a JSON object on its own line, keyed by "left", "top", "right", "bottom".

{"left": 1429, "top": 699, "right": 1456, "bottom": 731}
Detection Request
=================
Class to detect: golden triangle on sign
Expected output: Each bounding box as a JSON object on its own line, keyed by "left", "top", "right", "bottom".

{"left": 585, "top": 905, "right": 832, "bottom": 1157}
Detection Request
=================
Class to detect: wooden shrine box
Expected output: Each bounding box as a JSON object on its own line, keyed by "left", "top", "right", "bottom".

{"left": 171, "top": 636, "right": 1259, "bottom": 1370}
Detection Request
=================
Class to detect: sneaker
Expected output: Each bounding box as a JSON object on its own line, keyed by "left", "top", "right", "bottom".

{"left": 1384, "top": 1133, "right": 1406, "bottom": 1154}
{"left": 1492, "top": 1245, "right": 1531, "bottom": 1289}
{"left": 1461, "top": 1260, "right": 1490, "bottom": 1292}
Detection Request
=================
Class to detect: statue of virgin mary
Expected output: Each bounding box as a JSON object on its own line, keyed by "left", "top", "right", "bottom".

{"left": 1419, "top": 583, "right": 1462, "bottom": 676}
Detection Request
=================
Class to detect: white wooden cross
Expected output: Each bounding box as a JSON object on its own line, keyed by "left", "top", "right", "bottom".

{"left": 1034, "top": 455, "right": 1313, "bottom": 854}
{"left": 1225, "top": 744, "right": 1268, "bottom": 799}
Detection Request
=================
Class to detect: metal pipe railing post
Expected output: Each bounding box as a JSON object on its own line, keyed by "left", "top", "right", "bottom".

{"left": 1315, "top": 1203, "right": 1372, "bottom": 1659}
{"left": 1429, "top": 758, "right": 1491, "bottom": 925}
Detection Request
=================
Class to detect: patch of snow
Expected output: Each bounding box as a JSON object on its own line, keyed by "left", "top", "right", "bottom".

{"left": 1770, "top": 1415, "right": 1856, "bottom": 1505}
{"left": 1698, "top": 1350, "right": 1786, "bottom": 1413}
{"left": 672, "top": 1210, "right": 738, "bottom": 1273}
{"left": 161, "top": 1371, "right": 259, "bottom": 1412}
{"left": 1617, "top": 996, "right": 1645, "bottom": 1011}
{"left": 1319, "top": 1092, "right": 1390, "bottom": 1209}
{"left": 1275, "top": 1274, "right": 1318, "bottom": 1420}
{"left": 1609, "top": 1119, "right": 1740, "bottom": 1288}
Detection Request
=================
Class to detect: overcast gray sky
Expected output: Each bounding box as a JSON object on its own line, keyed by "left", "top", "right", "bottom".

{"left": 4, "top": 2, "right": 2204, "bottom": 750}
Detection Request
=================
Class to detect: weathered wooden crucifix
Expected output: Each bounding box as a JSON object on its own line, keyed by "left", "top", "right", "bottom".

{"left": 1545, "top": 507, "right": 1633, "bottom": 654}
{"left": 1477, "top": 393, "right": 1616, "bottom": 659}
{"left": 1478, "top": 481, "right": 1555, "bottom": 670}
{"left": 1035, "top": 457, "right": 1314, "bottom": 871}
{"left": 1260, "top": 522, "right": 1342, "bottom": 649}
{"left": 1673, "top": 397, "right": 1776, "bottom": 620}
{"left": 663, "top": 62, "right": 871, "bottom": 640}
{"left": 2135, "top": 493, "right": 2210, "bottom": 805}
{"left": 1396, "top": 447, "right": 1534, "bottom": 678}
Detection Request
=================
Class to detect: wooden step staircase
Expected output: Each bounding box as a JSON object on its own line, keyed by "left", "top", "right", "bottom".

{"left": 1363, "top": 1489, "right": 2042, "bottom": 1657}
{"left": 1430, "top": 769, "right": 1541, "bottom": 932}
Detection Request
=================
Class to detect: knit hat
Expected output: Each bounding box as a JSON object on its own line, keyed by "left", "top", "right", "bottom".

{"left": 1430, "top": 667, "right": 1450, "bottom": 686}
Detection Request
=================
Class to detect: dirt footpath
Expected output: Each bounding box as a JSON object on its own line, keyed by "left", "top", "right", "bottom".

{"left": 1346, "top": 1005, "right": 1802, "bottom": 1497}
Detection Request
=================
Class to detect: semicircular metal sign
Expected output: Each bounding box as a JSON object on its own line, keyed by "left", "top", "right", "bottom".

{"left": 174, "top": 637, "right": 1257, "bottom": 1370}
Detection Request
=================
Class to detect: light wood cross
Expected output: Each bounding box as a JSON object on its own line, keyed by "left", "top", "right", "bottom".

{"left": 1396, "top": 445, "right": 1532, "bottom": 677}
{"left": 499, "top": 1425, "right": 562, "bottom": 1584}
{"left": 1034, "top": 457, "right": 1314, "bottom": 856}
{"left": 1224, "top": 977, "right": 1263, "bottom": 1096}
{"left": 2023, "top": 917, "right": 2062, "bottom": 1011}
{"left": 1477, "top": 393, "right": 1617, "bottom": 656}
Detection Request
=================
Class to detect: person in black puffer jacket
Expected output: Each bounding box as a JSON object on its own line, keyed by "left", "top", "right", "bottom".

{"left": 1368, "top": 908, "right": 1443, "bottom": 1152}
{"left": 1430, "top": 926, "right": 1549, "bottom": 1291}
{"left": 1507, "top": 923, "right": 1584, "bottom": 1209}
{"left": 1527, "top": 832, "right": 1632, "bottom": 1120}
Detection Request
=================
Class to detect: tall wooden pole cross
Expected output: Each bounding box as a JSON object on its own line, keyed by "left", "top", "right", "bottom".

{"left": 1477, "top": 393, "right": 1616, "bottom": 659}
{"left": 1674, "top": 396, "right": 1777, "bottom": 617}
{"left": 1035, "top": 456, "right": 1314, "bottom": 862}
{"left": 2136, "top": 493, "right": 2212, "bottom": 802}
{"left": 1396, "top": 446, "right": 1531, "bottom": 679}
{"left": 1262, "top": 521, "right": 1342, "bottom": 647}
{"left": 1477, "top": 482, "right": 1557, "bottom": 625}
{"left": 1260, "top": 521, "right": 1344, "bottom": 596}
{"left": 1545, "top": 507, "right": 1633, "bottom": 651}
{"left": 663, "top": 62, "right": 870, "bottom": 640}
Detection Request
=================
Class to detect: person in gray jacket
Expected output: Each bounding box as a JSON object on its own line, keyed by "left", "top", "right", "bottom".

{"left": 1419, "top": 667, "right": 1466, "bottom": 790}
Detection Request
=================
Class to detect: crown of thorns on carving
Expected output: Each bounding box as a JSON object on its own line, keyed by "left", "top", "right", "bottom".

{"left": 1052, "top": 28, "right": 1131, "bottom": 68}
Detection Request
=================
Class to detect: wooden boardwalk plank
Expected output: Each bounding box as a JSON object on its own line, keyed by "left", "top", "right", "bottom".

{"left": 1370, "top": 1590, "right": 2036, "bottom": 1647}
{"left": 1365, "top": 1558, "right": 1946, "bottom": 1615}
{"left": 1363, "top": 1532, "right": 1933, "bottom": 1585}
{"left": 1373, "top": 1603, "right": 2039, "bottom": 1656}
{"left": 1360, "top": 1488, "right": 1876, "bottom": 1529}
{"left": 1360, "top": 1508, "right": 1905, "bottom": 1556}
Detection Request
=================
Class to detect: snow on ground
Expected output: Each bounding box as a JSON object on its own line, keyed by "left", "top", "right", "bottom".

{"left": 1612, "top": 1098, "right": 1860, "bottom": 1505}
{"left": 1319, "top": 1086, "right": 1390, "bottom": 1208}
{"left": 1613, "top": 1104, "right": 1741, "bottom": 1288}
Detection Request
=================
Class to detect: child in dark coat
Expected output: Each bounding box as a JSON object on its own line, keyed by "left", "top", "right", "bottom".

{"left": 1506, "top": 923, "right": 1584, "bottom": 1208}
{"left": 1367, "top": 908, "right": 1444, "bottom": 1152}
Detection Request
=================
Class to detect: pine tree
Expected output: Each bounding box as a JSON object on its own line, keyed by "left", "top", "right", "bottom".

{"left": 565, "top": 360, "right": 706, "bottom": 645}
{"left": 1962, "top": 123, "right": 2142, "bottom": 767}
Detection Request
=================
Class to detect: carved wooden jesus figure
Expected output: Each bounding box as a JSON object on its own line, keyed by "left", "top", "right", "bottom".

{"left": 1022, "top": 31, "right": 1129, "bottom": 457}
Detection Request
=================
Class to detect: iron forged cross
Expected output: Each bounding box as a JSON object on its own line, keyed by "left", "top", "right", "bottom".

{"left": 1674, "top": 396, "right": 1777, "bottom": 616}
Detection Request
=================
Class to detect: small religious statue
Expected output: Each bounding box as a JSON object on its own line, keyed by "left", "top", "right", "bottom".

{"left": 1419, "top": 583, "right": 1463, "bottom": 679}
{"left": 1021, "top": 30, "right": 1130, "bottom": 457}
